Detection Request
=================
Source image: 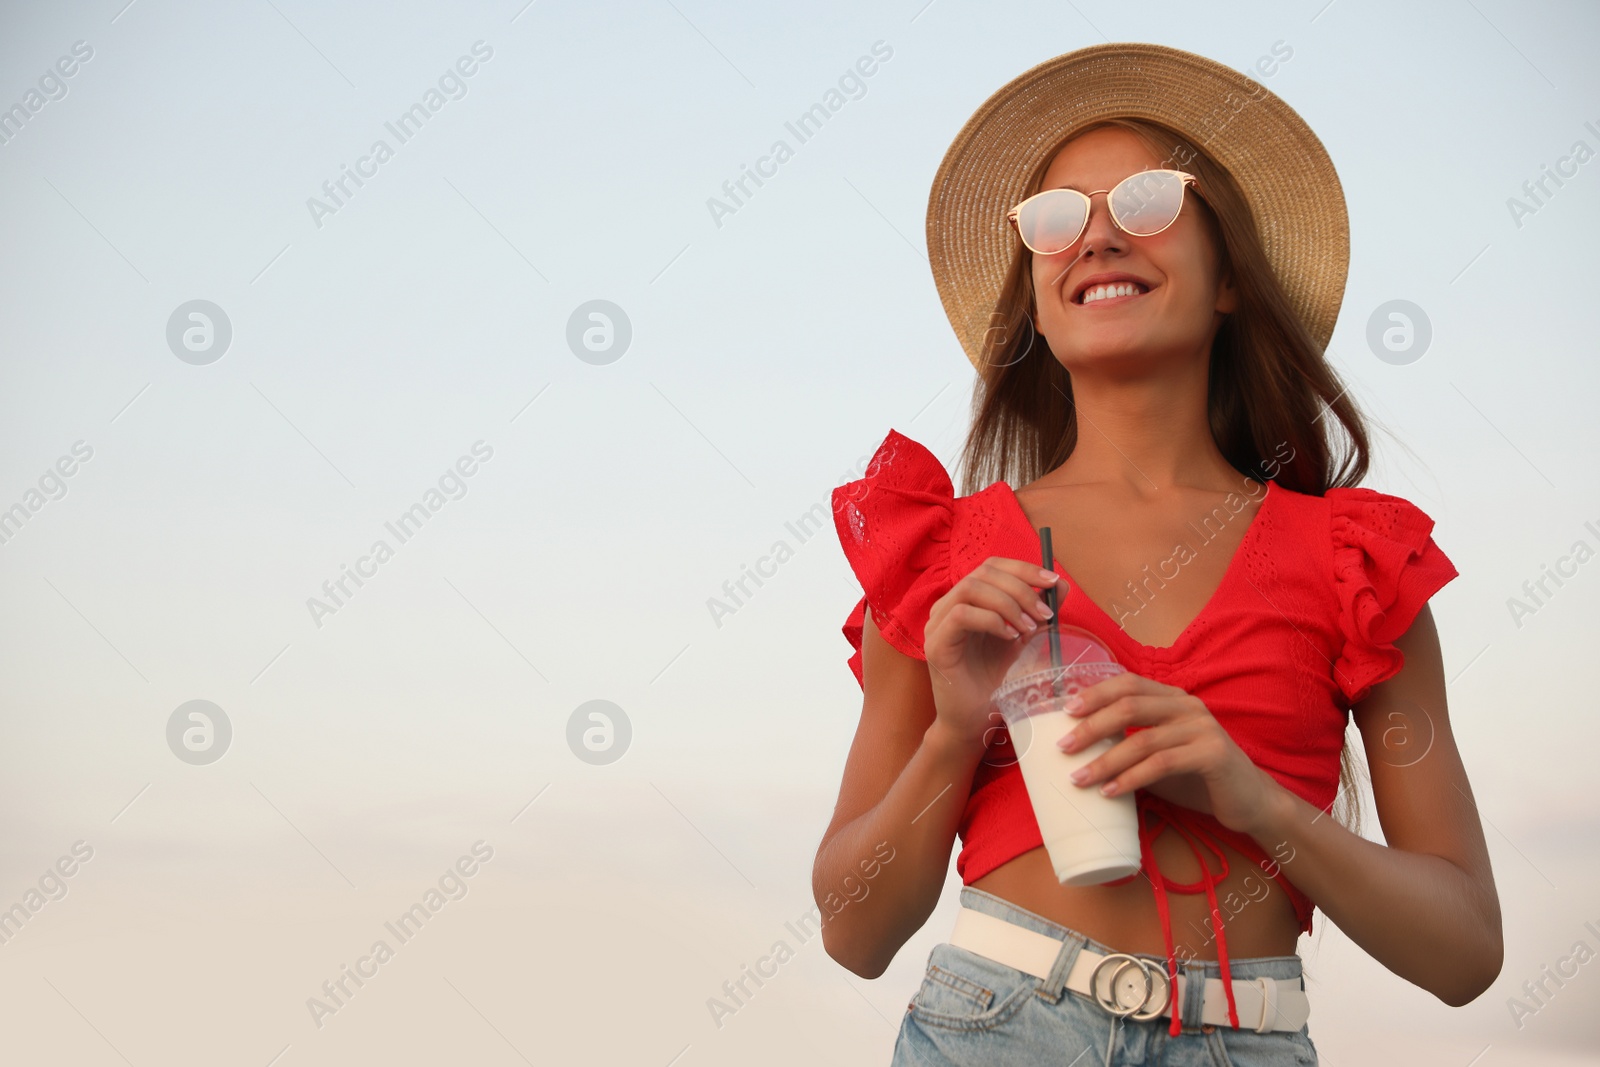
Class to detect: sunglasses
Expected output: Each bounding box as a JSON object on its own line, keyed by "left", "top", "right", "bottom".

{"left": 1006, "top": 169, "right": 1205, "bottom": 256}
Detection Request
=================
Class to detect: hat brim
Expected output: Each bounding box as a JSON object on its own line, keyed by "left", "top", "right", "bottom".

{"left": 926, "top": 41, "right": 1349, "bottom": 368}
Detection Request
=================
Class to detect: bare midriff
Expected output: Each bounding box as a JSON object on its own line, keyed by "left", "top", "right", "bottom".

{"left": 969, "top": 830, "right": 1301, "bottom": 960}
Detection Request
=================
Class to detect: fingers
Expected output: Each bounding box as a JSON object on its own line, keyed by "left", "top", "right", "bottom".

{"left": 1059, "top": 680, "right": 1202, "bottom": 753}
{"left": 943, "top": 600, "right": 1030, "bottom": 645}
{"left": 1064, "top": 670, "right": 1147, "bottom": 717}
{"left": 1066, "top": 720, "right": 1206, "bottom": 797}
{"left": 980, "top": 555, "right": 1065, "bottom": 603}
{"left": 942, "top": 558, "right": 1061, "bottom": 640}
{"left": 1058, "top": 686, "right": 1165, "bottom": 751}
{"left": 1064, "top": 672, "right": 1187, "bottom": 720}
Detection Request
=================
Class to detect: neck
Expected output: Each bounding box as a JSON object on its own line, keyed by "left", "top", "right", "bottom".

{"left": 1049, "top": 351, "right": 1243, "bottom": 496}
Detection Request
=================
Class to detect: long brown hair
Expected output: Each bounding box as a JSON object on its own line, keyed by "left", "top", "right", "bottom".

{"left": 956, "top": 116, "right": 1371, "bottom": 838}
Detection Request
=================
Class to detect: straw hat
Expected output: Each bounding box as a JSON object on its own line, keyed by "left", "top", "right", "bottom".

{"left": 926, "top": 41, "right": 1349, "bottom": 369}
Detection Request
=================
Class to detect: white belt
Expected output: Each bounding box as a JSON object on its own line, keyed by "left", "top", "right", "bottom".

{"left": 948, "top": 906, "right": 1310, "bottom": 1033}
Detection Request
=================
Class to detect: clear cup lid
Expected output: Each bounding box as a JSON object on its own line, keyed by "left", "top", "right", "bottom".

{"left": 991, "top": 623, "right": 1121, "bottom": 711}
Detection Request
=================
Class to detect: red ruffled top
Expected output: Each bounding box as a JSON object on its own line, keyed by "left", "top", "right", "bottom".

{"left": 832, "top": 429, "right": 1458, "bottom": 1033}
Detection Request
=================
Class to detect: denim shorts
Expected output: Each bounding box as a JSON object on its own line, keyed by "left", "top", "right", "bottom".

{"left": 890, "top": 886, "right": 1319, "bottom": 1066}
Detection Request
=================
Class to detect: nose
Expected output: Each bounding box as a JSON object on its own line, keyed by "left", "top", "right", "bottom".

{"left": 1077, "top": 190, "right": 1124, "bottom": 258}
{"left": 1043, "top": 190, "right": 1123, "bottom": 289}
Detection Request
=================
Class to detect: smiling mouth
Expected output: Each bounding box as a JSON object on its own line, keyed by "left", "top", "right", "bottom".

{"left": 1076, "top": 282, "right": 1151, "bottom": 306}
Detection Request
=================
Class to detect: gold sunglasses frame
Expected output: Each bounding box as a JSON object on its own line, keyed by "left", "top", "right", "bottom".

{"left": 1005, "top": 169, "right": 1205, "bottom": 255}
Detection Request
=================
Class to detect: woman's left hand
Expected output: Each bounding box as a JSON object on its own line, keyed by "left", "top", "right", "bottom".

{"left": 1056, "top": 670, "right": 1284, "bottom": 838}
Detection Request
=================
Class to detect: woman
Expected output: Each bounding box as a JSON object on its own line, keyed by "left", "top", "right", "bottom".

{"left": 813, "top": 43, "right": 1502, "bottom": 1065}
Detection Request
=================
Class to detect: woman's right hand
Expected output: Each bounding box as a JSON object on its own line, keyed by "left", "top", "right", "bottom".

{"left": 923, "top": 557, "right": 1064, "bottom": 753}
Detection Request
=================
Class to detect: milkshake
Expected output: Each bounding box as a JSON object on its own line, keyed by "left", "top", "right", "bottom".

{"left": 991, "top": 625, "right": 1141, "bottom": 886}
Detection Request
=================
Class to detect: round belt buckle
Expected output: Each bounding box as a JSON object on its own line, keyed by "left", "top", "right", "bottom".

{"left": 1090, "top": 952, "right": 1171, "bottom": 1022}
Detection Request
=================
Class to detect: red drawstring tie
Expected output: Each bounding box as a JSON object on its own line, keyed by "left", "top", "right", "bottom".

{"left": 1102, "top": 791, "right": 1241, "bottom": 1035}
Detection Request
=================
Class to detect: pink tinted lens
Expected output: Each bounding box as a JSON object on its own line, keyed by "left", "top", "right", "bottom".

{"left": 1015, "top": 190, "right": 1087, "bottom": 254}
{"left": 1109, "top": 170, "right": 1186, "bottom": 235}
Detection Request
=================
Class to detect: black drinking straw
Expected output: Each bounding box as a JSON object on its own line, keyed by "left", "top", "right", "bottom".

{"left": 1039, "top": 527, "right": 1063, "bottom": 697}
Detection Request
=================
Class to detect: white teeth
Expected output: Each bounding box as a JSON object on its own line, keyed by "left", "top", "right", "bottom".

{"left": 1080, "top": 282, "right": 1148, "bottom": 304}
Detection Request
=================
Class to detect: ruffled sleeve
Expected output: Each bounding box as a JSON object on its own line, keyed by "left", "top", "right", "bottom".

{"left": 832, "top": 429, "right": 955, "bottom": 688}
{"left": 1328, "top": 486, "right": 1459, "bottom": 706}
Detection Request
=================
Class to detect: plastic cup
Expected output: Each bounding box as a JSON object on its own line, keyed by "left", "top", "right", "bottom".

{"left": 990, "top": 625, "right": 1140, "bottom": 886}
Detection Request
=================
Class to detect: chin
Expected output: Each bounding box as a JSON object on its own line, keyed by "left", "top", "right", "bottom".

{"left": 1062, "top": 329, "right": 1207, "bottom": 367}
{"left": 1056, "top": 331, "right": 1155, "bottom": 363}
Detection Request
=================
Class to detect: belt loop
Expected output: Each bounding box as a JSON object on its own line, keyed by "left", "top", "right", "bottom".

{"left": 1179, "top": 960, "right": 1207, "bottom": 1031}
{"left": 1036, "top": 928, "right": 1087, "bottom": 1004}
{"left": 1253, "top": 975, "right": 1278, "bottom": 1033}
